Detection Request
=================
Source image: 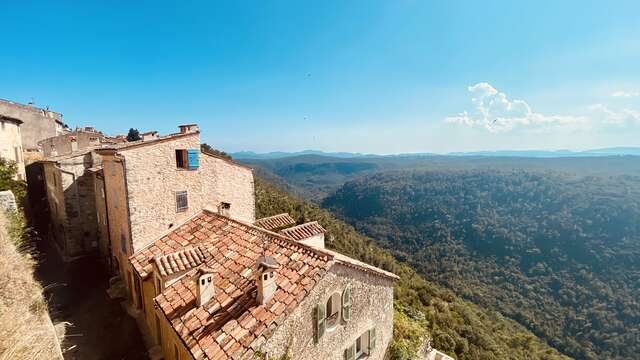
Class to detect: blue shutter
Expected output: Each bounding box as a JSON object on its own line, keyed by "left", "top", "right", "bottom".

{"left": 187, "top": 149, "right": 199, "bottom": 169}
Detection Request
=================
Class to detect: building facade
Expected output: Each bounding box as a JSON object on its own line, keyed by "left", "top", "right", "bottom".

{"left": 0, "top": 99, "right": 66, "bottom": 157}
{"left": 129, "top": 210, "right": 397, "bottom": 360}
{"left": 0, "top": 115, "right": 25, "bottom": 180}
{"left": 42, "top": 150, "right": 102, "bottom": 260}
{"left": 95, "top": 125, "right": 255, "bottom": 300}
{"left": 38, "top": 128, "right": 109, "bottom": 158}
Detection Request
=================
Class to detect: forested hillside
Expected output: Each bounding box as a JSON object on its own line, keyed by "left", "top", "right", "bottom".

{"left": 323, "top": 170, "right": 640, "bottom": 360}
{"left": 254, "top": 178, "right": 570, "bottom": 360}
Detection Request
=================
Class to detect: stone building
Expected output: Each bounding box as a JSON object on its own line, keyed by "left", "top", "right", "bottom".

{"left": 41, "top": 149, "right": 103, "bottom": 261}
{"left": 95, "top": 124, "right": 255, "bottom": 301}
{"left": 0, "top": 98, "right": 66, "bottom": 161}
{"left": 0, "top": 115, "right": 26, "bottom": 180}
{"left": 38, "top": 127, "right": 114, "bottom": 158}
{"left": 128, "top": 210, "right": 397, "bottom": 360}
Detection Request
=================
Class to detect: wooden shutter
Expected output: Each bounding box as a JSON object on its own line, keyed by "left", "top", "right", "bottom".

{"left": 315, "top": 303, "right": 326, "bottom": 342}
{"left": 369, "top": 327, "right": 376, "bottom": 352}
{"left": 187, "top": 149, "right": 199, "bottom": 169}
{"left": 342, "top": 285, "right": 352, "bottom": 322}
{"left": 344, "top": 344, "right": 355, "bottom": 360}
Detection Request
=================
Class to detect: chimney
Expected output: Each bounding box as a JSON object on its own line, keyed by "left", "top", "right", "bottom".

{"left": 178, "top": 124, "right": 199, "bottom": 134}
{"left": 256, "top": 256, "right": 279, "bottom": 304}
{"left": 218, "top": 202, "right": 231, "bottom": 217}
{"left": 195, "top": 266, "right": 215, "bottom": 307}
{"left": 142, "top": 131, "right": 159, "bottom": 141}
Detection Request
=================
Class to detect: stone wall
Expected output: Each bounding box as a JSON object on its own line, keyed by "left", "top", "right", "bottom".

{"left": 0, "top": 118, "right": 25, "bottom": 180}
{"left": 100, "top": 155, "right": 131, "bottom": 282}
{"left": 93, "top": 171, "right": 111, "bottom": 268}
{"left": 43, "top": 152, "right": 102, "bottom": 260}
{"left": 119, "top": 133, "right": 254, "bottom": 253}
{"left": 0, "top": 99, "right": 64, "bottom": 150}
{"left": 39, "top": 130, "right": 104, "bottom": 157}
{"left": 263, "top": 263, "right": 395, "bottom": 360}
{"left": 0, "top": 190, "right": 17, "bottom": 211}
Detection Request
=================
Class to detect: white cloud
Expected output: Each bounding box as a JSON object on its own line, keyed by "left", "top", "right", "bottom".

{"left": 588, "top": 103, "right": 640, "bottom": 125}
{"left": 445, "top": 82, "right": 586, "bottom": 133}
{"left": 611, "top": 90, "right": 640, "bottom": 98}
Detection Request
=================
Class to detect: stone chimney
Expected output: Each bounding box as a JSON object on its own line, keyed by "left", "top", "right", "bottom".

{"left": 178, "top": 124, "right": 199, "bottom": 134}
{"left": 195, "top": 266, "right": 215, "bottom": 307}
{"left": 218, "top": 202, "right": 231, "bottom": 217}
{"left": 142, "top": 131, "right": 159, "bottom": 141}
{"left": 256, "top": 256, "right": 279, "bottom": 304}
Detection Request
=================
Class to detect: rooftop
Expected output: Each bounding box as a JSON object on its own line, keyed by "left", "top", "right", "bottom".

{"left": 130, "top": 210, "right": 397, "bottom": 359}
{"left": 279, "top": 221, "right": 326, "bottom": 241}
{"left": 254, "top": 213, "right": 296, "bottom": 232}
{"left": 131, "top": 211, "right": 331, "bottom": 359}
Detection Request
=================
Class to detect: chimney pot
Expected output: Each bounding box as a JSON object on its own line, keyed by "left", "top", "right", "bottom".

{"left": 195, "top": 266, "right": 215, "bottom": 307}
{"left": 256, "top": 256, "right": 279, "bottom": 304}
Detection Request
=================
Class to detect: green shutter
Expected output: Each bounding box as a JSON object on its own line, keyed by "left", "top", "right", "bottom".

{"left": 342, "top": 285, "right": 352, "bottom": 322}
{"left": 369, "top": 327, "right": 376, "bottom": 352}
{"left": 316, "top": 303, "right": 326, "bottom": 342}
{"left": 344, "top": 344, "right": 355, "bottom": 360}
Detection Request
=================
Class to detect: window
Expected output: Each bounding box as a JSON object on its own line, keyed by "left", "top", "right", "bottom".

{"left": 345, "top": 329, "right": 375, "bottom": 360}
{"left": 175, "top": 149, "right": 187, "bottom": 169}
{"left": 176, "top": 191, "right": 188, "bottom": 212}
{"left": 325, "top": 292, "right": 341, "bottom": 330}
{"left": 175, "top": 149, "right": 199, "bottom": 169}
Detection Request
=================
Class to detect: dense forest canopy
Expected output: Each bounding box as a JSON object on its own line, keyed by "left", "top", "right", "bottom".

{"left": 323, "top": 170, "right": 640, "bottom": 360}
{"left": 254, "top": 178, "right": 570, "bottom": 360}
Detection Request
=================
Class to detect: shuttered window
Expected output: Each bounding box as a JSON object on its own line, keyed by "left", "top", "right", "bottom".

{"left": 315, "top": 303, "right": 326, "bottom": 342}
{"left": 369, "top": 327, "right": 376, "bottom": 352}
{"left": 176, "top": 191, "right": 188, "bottom": 212}
{"left": 344, "top": 344, "right": 356, "bottom": 360}
{"left": 342, "top": 285, "right": 351, "bottom": 322}
{"left": 187, "top": 149, "right": 199, "bottom": 169}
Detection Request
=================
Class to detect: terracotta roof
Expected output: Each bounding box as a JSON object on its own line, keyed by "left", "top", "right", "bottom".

{"left": 254, "top": 213, "right": 296, "bottom": 231}
{"left": 153, "top": 247, "right": 210, "bottom": 277}
{"left": 279, "top": 221, "right": 326, "bottom": 241}
{"left": 130, "top": 211, "right": 332, "bottom": 359}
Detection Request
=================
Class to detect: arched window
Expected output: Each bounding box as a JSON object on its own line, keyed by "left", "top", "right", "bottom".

{"left": 325, "top": 292, "right": 341, "bottom": 329}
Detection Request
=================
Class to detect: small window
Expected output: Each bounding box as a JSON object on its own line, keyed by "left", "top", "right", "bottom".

{"left": 176, "top": 191, "right": 188, "bottom": 212}
{"left": 175, "top": 149, "right": 188, "bottom": 169}
{"left": 325, "top": 292, "right": 341, "bottom": 330}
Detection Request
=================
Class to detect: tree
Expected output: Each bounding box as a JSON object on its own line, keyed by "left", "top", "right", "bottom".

{"left": 126, "top": 128, "right": 141, "bottom": 141}
{"left": 200, "top": 143, "right": 232, "bottom": 160}
{"left": 0, "top": 158, "right": 26, "bottom": 205}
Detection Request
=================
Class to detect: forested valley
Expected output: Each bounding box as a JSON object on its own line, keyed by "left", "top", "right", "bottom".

{"left": 255, "top": 177, "right": 571, "bottom": 360}
{"left": 323, "top": 170, "right": 640, "bottom": 360}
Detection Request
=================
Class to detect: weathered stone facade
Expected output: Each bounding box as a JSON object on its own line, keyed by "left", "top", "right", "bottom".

{"left": 263, "top": 263, "right": 394, "bottom": 360}
{"left": 105, "top": 131, "right": 254, "bottom": 254}
{"left": 38, "top": 129, "right": 106, "bottom": 158}
{"left": 42, "top": 151, "right": 102, "bottom": 260}
{"left": 0, "top": 116, "right": 25, "bottom": 180}
{"left": 0, "top": 99, "right": 65, "bottom": 151}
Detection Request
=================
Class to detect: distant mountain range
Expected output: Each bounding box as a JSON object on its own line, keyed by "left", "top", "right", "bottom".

{"left": 232, "top": 147, "right": 640, "bottom": 159}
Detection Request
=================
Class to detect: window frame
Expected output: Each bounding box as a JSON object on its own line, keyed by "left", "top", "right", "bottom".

{"left": 176, "top": 191, "right": 188, "bottom": 212}
{"left": 175, "top": 149, "right": 188, "bottom": 169}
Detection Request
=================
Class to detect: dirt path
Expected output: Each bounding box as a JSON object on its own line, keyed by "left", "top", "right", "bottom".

{"left": 34, "top": 240, "right": 148, "bottom": 360}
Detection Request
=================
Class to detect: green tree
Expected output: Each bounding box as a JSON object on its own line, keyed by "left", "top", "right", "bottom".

{"left": 0, "top": 158, "right": 26, "bottom": 205}
{"left": 126, "top": 128, "right": 141, "bottom": 141}
{"left": 200, "top": 143, "right": 232, "bottom": 160}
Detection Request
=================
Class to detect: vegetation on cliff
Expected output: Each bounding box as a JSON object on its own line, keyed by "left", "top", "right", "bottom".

{"left": 255, "top": 177, "right": 569, "bottom": 359}
{"left": 323, "top": 170, "right": 640, "bottom": 360}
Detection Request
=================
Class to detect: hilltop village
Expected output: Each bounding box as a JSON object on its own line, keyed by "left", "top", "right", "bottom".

{"left": 0, "top": 99, "right": 457, "bottom": 360}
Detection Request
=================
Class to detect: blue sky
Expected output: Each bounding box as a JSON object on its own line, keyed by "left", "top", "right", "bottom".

{"left": 2, "top": 1, "right": 639, "bottom": 154}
